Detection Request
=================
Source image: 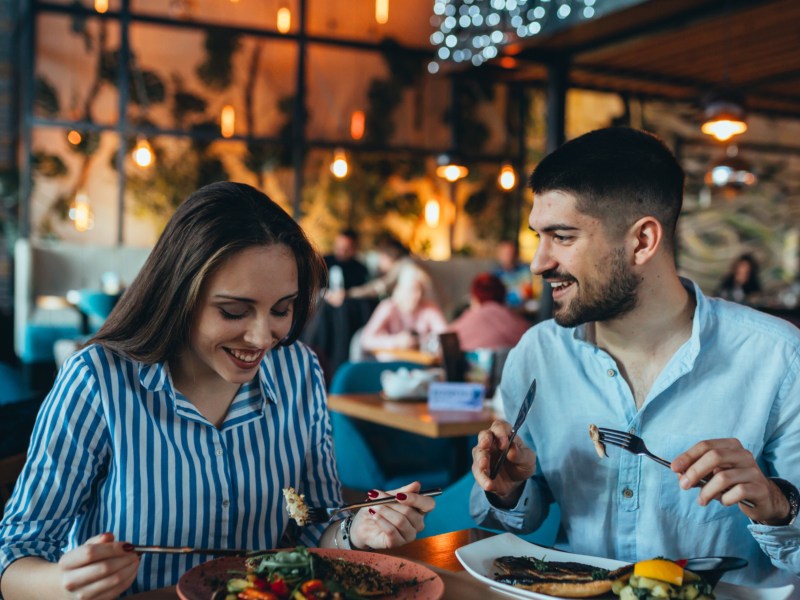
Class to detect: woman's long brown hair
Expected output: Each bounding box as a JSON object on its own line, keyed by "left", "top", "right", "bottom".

{"left": 89, "top": 182, "right": 326, "bottom": 363}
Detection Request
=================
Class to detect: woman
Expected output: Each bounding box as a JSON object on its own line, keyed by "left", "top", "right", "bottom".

{"left": 716, "top": 253, "right": 762, "bottom": 304}
{"left": 360, "top": 264, "right": 447, "bottom": 355}
{"left": 0, "top": 183, "right": 434, "bottom": 599}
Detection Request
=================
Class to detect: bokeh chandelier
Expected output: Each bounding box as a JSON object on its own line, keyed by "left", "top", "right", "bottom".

{"left": 428, "top": 0, "right": 603, "bottom": 73}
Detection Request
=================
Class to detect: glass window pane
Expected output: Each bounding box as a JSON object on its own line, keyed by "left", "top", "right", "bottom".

{"left": 35, "top": 14, "right": 120, "bottom": 125}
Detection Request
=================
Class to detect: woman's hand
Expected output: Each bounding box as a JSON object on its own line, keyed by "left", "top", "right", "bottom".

{"left": 348, "top": 482, "right": 435, "bottom": 549}
{"left": 57, "top": 532, "right": 140, "bottom": 600}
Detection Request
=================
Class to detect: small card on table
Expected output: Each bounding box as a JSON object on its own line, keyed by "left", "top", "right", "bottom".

{"left": 427, "top": 381, "right": 485, "bottom": 411}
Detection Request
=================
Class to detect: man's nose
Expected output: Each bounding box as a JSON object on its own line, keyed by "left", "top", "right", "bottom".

{"left": 530, "top": 241, "right": 555, "bottom": 276}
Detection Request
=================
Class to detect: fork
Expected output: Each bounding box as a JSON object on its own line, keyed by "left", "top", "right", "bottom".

{"left": 597, "top": 427, "right": 755, "bottom": 508}
{"left": 305, "top": 488, "right": 442, "bottom": 524}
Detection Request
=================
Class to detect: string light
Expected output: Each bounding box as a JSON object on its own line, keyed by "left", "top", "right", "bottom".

{"left": 350, "top": 110, "right": 365, "bottom": 140}
{"left": 331, "top": 148, "right": 349, "bottom": 179}
{"left": 277, "top": 6, "right": 292, "bottom": 33}
{"left": 67, "top": 130, "right": 82, "bottom": 145}
{"left": 376, "top": 0, "right": 389, "bottom": 24}
{"left": 94, "top": 0, "right": 109, "bottom": 14}
{"left": 498, "top": 163, "right": 516, "bottom": 190}
{"left": 69, "top": 191, "right": 94, "bottom": 232}
{"left": 220, "top": 104, "right": 236, "bottom": 138}
{"left": 424, "top": 198, "right": 441, "bottom": 227}
{"left": 132, "top": 138, "right": 154, "bottom": 168}
{"left": 429, "top": 0, "right": 601, "bottom": 71}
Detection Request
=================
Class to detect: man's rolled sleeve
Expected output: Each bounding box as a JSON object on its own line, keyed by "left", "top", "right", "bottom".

{"left": 469, "top": 477, "right": 551, "bottom": 534}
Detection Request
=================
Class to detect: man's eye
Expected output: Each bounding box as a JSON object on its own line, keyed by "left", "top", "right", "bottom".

{"left": 554, "top": 234, "right": 572, "bottom": 242}
{"left": 219, "top": 308, "right": 246, "bottom": 320}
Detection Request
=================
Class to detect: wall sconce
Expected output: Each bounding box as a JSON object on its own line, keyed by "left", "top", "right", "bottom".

{"left": 375, "top": 0, "right": 389, "bottom": 24}
{"left": 277, "top": 6, "right": 292, "bottom": 33}
{"left": 498, "top": 163, "right": 516, "bottom": 190}
{"left": 69, "top": 191, "right": 94, "bottom": 232}
{"left": 220, "top": 104, "right": 236, "bottom": 138}
{"left": 424, "top": 198, "right": 440, "bottom": 228}
{"left": 701, "top": 91, "right": 747, "bottom": 142}
{"left": 331, "top": 148, "right": 349, "bottom": 179}
{"left": 350, "top": 110, "right": 365, "bottom": 140}
{"left": 132, "top": 137, "right": 154, "bottom": 168}
{"left": 704, "top": 145, "right": 756, "bottom": 190}
{"left": 435, "top": 153, "right": 468, "bottom": 182}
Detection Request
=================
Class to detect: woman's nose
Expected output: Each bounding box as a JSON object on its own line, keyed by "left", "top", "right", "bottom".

{"left": 244, "top": 318, "right": 278, "bottom": 348}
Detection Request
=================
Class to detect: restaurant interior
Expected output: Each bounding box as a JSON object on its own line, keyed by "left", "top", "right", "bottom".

{"left": 2, "top": 0, "right": 800, "bottom": 597}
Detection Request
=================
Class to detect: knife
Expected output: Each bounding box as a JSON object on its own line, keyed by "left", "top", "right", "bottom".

{"left": 489, "top": 378, "right": 536, "bottom": 479}
{"left": 129, "top": 546, "right": 254, "bottom": 556}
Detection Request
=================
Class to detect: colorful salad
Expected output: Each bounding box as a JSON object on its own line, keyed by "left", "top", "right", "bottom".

{"left": 223, "top": 547, "right": 413, "bottom": 600}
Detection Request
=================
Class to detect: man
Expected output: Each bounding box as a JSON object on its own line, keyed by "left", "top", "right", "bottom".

{"left": 470, "top": 127, "right": 800, "bottom": 589}
{"left": 323, "top": 229, "right": 369, "bottom": 291}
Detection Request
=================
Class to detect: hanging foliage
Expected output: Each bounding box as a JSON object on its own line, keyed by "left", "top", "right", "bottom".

{"left": 196, "top": 30, "right": 241, "bottom": 90}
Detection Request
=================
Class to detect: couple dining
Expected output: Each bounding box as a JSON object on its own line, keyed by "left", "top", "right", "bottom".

{"left": 2, "top": 127, "right": 799, "bottom": 599}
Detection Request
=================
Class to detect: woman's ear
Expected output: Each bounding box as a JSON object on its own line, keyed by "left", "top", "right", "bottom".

{"left": 629, "top": 216, "right": 662, "bottom": 266}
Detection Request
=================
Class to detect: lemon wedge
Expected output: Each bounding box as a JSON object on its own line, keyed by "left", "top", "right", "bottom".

{"left": 633, "top": 559, "right": 684, "bottom": 586}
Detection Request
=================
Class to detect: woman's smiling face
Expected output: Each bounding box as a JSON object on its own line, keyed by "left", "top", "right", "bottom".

{"left": 179, "top": 244, "right": 298, "bottom": 385}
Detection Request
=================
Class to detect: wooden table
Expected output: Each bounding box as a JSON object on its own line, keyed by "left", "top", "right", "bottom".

{"left": 327, "top": 393, "right": 496, "bottom": 439}
{"left": 130, "top": 529, "right": 504, "bottom": 599}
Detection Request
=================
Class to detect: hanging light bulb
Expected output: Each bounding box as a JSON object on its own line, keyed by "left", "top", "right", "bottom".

{"left": 277, "top": 6, "right": 292, "bottom": 33}
{"left": 375, "top": 0, "right": 389, "bottom": 24}
{"left": 704, "top": 145, "right": 756, "bottom": 190}
{"left": 331, "top": 148, "right": 349, "bottom": 179}
{"left": 220, "top": 104, "right": 236, "bottom": 138}
{"left": 701, "top": 92, "right": 748, "bottom": 142}
{"left": 94, "top": 0, "right": 109, "bottom": 14}
{"left": 69, "top": 191, "right": 94, "bottom": 232}
{"left": 435, "top": 153, "right": 468, "bottom": 182}
{"left": 424, "top": 198, "right": 440, "bottom": 227}
{"left": 498, "top": 163, "right": 516, "bottom": 190}
{"left": 132, "top": 138, "right": 154, "bottom": 168}
{"left": 350, "top": 110, "right": 365, "bottom": 140}
{"left": 67, "top": 130, "right": 82, "bottom": 145}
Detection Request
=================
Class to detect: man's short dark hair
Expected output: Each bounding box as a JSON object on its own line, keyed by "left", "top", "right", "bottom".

{"left": 339, "top": 228, "right": 359, "bottom": 244}
{"left": 529, "top": 127, "right": 685, "bottom": 251}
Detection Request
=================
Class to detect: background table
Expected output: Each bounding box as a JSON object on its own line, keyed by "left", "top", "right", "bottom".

{"left": 327, "top": 393, "right": 497, "bottom": 439}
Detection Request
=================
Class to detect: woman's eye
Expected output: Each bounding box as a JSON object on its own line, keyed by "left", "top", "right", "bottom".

{"left": 219, "top": 308, "right": 246, "bottom": 320}
{"left": 272, "top": 306, "right": 292, "bottom": 317}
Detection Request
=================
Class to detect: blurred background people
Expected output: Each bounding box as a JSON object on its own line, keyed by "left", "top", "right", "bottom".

{"left": 323, "top": 228, "right": 369, "bottom": 292}
{"left": 360, "top": 264, "right": 447, "bottom": 356}
{"left": 447, "top": 273, "right": 531, "bottom": 351}
{"left": 716, "top": 253, "right": 762, "bottom": 304}
{"left": 493, "top": 239, "right": 533, "bottom": 309}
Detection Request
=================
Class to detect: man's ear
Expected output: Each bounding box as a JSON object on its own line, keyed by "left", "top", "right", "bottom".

{"left": 628, "top": 216, "right": 662, "bottom": 266}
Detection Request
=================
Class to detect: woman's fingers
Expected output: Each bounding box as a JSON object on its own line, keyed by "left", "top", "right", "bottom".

{"left": 65, "top": 558, "right": 140, "bottom": 600}
{"left": 58, "top": 533, "right": 139, "bottom": 599}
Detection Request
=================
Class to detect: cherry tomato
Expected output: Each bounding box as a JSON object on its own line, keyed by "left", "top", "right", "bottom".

{"left": 269, "top": 574, "right": 291, "bottom": 598}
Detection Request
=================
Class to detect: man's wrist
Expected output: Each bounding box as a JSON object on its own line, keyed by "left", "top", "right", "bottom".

{"left": 768, "top": 478, "right": 799, "bottom": 526}
{"left": 487, "top": 480, "right": 526, "bottom": 509}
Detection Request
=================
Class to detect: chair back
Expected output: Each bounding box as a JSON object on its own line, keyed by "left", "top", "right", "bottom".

{"left": 420, "top": 471, "right": 561, "bottom": 546}
{"left": 0, "top": 453, "right": 26, "bottom": 519}
{"left": 328, "top": 361, "right": 460, "bottom": 492}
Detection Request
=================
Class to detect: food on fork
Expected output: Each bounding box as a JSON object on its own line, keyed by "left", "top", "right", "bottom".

{"left": 223, "top": 547, "right": 418, "bottom": 599}
{"left": 612, "top": 558, "right": 715, "bottom": 600}
{"left": 588, "top": 424, "right": 607, "bottom": 458}
{"left": 282, "top": 487, "right": 310, "bottom": 527}
{"left": 493, "top": 555, "right": 633, "bottom": 597}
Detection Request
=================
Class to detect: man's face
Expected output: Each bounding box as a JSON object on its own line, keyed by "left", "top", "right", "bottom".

{"left": 529, "top": 190, "right": 639, "bottom": 327}
{"left": 333, "top": 235, "right": 357, "bottom": 261}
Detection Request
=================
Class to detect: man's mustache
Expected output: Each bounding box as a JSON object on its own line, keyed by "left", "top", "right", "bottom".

{"left": 541, "top": 268, "right": 576, "bottom": 283}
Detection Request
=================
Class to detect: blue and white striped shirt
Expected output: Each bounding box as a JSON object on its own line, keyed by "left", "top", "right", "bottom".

{"left": 0, "top": 341, "right": 342, "bottom": 595}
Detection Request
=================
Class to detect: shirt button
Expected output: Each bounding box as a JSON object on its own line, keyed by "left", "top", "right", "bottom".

{"left": 628, "top": 427, "right": 636, "bottom": 434}
{"left": 222, "top": 500, "right": 230, "bottom": 508}
{"left": 216, "top": 448, "right": 224, "bottom": 456}
{"left": 607, "top": 369, "right": 616, "bottom": 377}
{"left": 622, "top": 488, "right": 634, "bottom": 499}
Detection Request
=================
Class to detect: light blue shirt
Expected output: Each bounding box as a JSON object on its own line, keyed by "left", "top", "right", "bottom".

{"left": 471, "top": 279, "right": 800, "bottom": 590}
{"left": 0, "top": 342, "right": 341, "bottom": 595}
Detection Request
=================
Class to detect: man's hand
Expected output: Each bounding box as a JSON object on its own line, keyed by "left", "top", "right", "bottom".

{"left": 472, "top": 420, "right": 536, "bottom": 507}
{"left": 672, "top": 438, "right": 791, "bottom": 524}
{"left": 324, "top": 289, "right": 346, "bottom": 307}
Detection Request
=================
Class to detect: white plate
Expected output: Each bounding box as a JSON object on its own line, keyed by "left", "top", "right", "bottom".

{"left": 455, "top": 533, "right": 795, "bottom": 600}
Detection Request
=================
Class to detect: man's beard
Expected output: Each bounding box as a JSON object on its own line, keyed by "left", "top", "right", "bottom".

{"left": 550, "top": 247, "right": 640, "bottom": 328}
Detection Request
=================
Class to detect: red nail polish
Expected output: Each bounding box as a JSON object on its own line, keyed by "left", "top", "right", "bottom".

{"left": 367, "top": 489, "right": 379, "bottom": 498}
{"left": 396, "top": 493, "right": 407, "bottom": 501}
{"left": 368, "top": 508, "right": 376, "bottom": 515}
{"left": 122, "top": 543, "right": 135, "bottom": 552}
